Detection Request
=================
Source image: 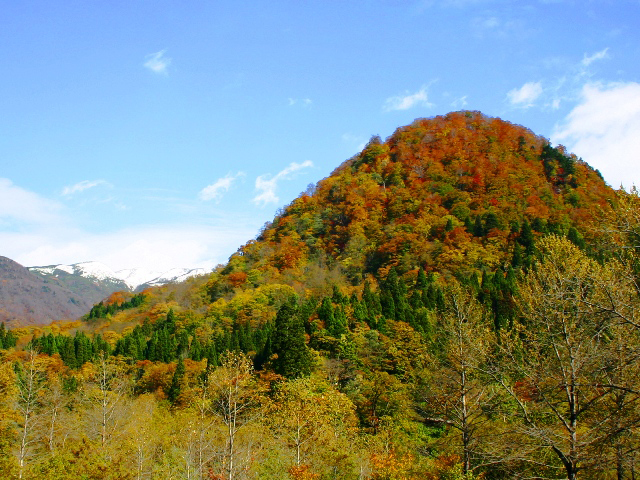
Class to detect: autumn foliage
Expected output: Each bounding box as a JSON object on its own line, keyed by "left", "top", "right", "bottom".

{"left": 1, "top": 112, "right": 638, "bottom": 479}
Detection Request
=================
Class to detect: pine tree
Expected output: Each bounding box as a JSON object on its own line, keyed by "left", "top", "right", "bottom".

{"left": 362, "top": 280, "right": 380, "bottom": 316}
{"left": 415, "top": 268, "right": 428, "bottom": 290}
{"left": 512, "top": 241, "right": 523, "bottom": 268}
{"left": 519, "top": 218, "right": 535, "bottom": 256}
{"left": 333, "top": 305, "right": 348, "bottom": 336}
{"left": 473, "top": 215, "right": 484, "bottom": 237}
{"left": 317, "top": 297, "right": 336, "bottom": 335}
{"left": 380, "top": 290, "right": 396, "bottom": 321}
{"left": 567, "top": 226, "right": 586, "bottom": 250}
{"left": 168, "top": 357, "right": 185, "bottom": 404}
{"left": 190, "top": 336, "right": 203, "bottom": 361}
{"left": 273, "top": 303, "right": 312, "bottom": 378}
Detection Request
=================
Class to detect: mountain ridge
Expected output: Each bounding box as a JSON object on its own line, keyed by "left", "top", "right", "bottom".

{"left": 28, "top": 261, "right": 207, "bottom": 291}
{"left": 0, "top": 258, "right": 208, "bottom": 326}
{"left": 0, "top": 256, "right": 94, "bottom": 326}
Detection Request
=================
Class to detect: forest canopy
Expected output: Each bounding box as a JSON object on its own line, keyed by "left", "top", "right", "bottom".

{"left": 1, "top": 112, "right": 639, "bottom": 479}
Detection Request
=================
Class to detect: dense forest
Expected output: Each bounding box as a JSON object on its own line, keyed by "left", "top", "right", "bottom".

{"left": 1, "top": 112, "right": 639, "bottom": 479}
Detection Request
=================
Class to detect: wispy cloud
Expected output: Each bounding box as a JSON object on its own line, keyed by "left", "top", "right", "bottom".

{"left": 0, "top": 178, "right": 63, "bottom": 225}
{"left": 0, "top": 179, "right": 259, "bottom": 271}
{"left": 3, "top": 222, "right": 259, "bottom": 272}
{"left": 506, "top": 81, "right": 543, "bottom": 108}
{"left": 342, "top": 133, "right": 367, "bottom": 152}
{"left": 581, "top": 47, "right": 609, "bottom": 67}
{"left": 471, "top": 16, "right": 502, "bottom": 36}
{"left": 553, "top": 81, "right": 640, "bottom": 190}
{"left": 253, "top": 160, "right": 313, "bottom": 207}
{"left": 451, "top": 95, "right": 468, "bottom": 109}
{"left": 199, "top": 172, "right": 245, "bottom": 202}
{"left": 144, "top": 50, "right": 171, "bottom": 75}
{"left": 384, "top": 85, "right": 433, "bottom": 112}
{"left": 504, "top": 47, "right": 614, "bottom": 112}
{"left": 287, "top": 98, "right": 313, "bottom": 107}
{"left": 62, "top": 180, "right": 109, "bottom": 196}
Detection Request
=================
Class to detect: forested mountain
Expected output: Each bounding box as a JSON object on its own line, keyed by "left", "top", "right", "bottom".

{"left": 1, "top": 111, "right": 639, "bottom": 479}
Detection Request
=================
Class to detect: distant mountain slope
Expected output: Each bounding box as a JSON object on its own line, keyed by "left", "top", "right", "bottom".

{"left": 0, "top": 260, "right": 209, "bottom": 327}
{"left": 29, "top": 262, "right": 208, "bottom": 293}
{"left": 0, "top": 256, "right": 93, "bottom": 326}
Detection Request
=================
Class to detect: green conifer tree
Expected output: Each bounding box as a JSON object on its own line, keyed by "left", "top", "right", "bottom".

{"left": 168, "top": 357, "right": 185, "bottom": 404}
{"left": 317, "top": 297, "right": 336, "bottom": 334}
{"left": 273, "top": 303, "right": 312, "bottom": 378}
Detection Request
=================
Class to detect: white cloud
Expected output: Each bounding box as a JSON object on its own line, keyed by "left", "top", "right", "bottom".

{"left": 384, "top": 86, "right": 433, "bottom": 112}
{"left": 342, "top": 133, "right": 367, "bottom": 152}
{"left": 507, "top": 81, "right": 543, "bottom": 108}
{"left": 553, "top": 82, "right": 640, "bottom": 190}
{"left": 581, "top": 47, "right": 609, "bottom": 67}
{"left": 451, "top": 95, "right": 468, "bottom": 109}
{"left": 62, "top": 180, "right": 109, "bottom": 196}
{"left": 144, "top": 50, "right": 171, "bottom": 75}
{"left": 0, "top": 178, "right": 262, "bottom": 272}
{"left": 3, "top": 222, "right": 259, "bottom": 272}
{"left": 287, "top": 98, "right": 313, "bottom": 107}
{"left": 253, "top": 160, "right": 313, "bottom": 207}
{"left": 0, "top": 178, "right": 63, "bottom": 225}
{"left": 199, "top": 172, "right": 245, "bottom": 202}
{"left": 473, "top": 15, "right": 500, "bottom": 30}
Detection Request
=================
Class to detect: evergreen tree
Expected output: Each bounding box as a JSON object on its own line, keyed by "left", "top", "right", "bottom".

{"left": 165, "top": 308, "right": 176, "bottom": 333}
{"left": 380, "top": 290, "right": 396, "bottom": 321}
{"left": 464, "top": 216, "right": 474, "bottom": 233}
{"left": 351, "top": 294, "right": 368, "bottom": 325}
{"left": 445, "top": 217, "right": 454, "bottom": 232}
{"left": 567, "top": 226, "right": 586, "bottom": 250}
{"left": 362, "top": 280, "right": 380, "bottom": 316}
{"left": 273, "top": 303, "right": 312, "bottom": 378}
{"left": 415, "top": 268, "right": 428, "bottom": 290}
{"left": 333, "top": 305, "right": 348, "bottom": 336}
{"left": 168, "top": 357, "right": 185, "bottom": 404}
{"left": 518, "top": 218, "right": 535, "bottom": 255}
{"left": 205, "top": 342, "right": 219, "bottom": 368}
{"left": 512, "top": 241, "right": 523, "bottom": 268}
{"left": 331, "top": 285, "right": 347, "bottom": 305}
{"left": 190, "top": 336, "right": 203, "bottom": 361}
{"left": 473, "top": 215, "right": 484, "bottom": 237}
{"left": 484, "top": 211, "right": 501, "bottom": 231}
{"left": 317, "top": 297, "right": 336, "bottom": 334}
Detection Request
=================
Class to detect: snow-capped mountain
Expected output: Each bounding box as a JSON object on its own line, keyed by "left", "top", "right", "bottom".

{"left": 136, "top": 267, "right": 208, "bottom": 289}
{"left": 29, "top": 261, "right": 209, "bottom": 292}
{"left": 115, "top": 267, "right": 208, "bottom": 290}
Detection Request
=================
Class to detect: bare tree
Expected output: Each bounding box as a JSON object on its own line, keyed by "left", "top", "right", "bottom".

{"left": 495, "top": 236, "right": 640, "bottom": 479}
{"left": 83, "top": 352, "right": 131, "bottom": 452}
{"left": 14, "top": 348, "right": 46, "bottom": 479}
{"left": 207, "top": 351, "right": 261, "bottom": 480}
{"left": 418, "top": 284, "right": 508, "bottom": 475}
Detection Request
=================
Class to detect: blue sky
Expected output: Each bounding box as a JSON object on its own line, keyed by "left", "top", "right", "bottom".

{"left": 1, "top": 0, "right": 640, "bottom": 272}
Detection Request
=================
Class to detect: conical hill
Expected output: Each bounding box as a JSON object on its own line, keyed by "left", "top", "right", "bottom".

{"left": 220, "top": 111, "right": 614, "bottom": 295}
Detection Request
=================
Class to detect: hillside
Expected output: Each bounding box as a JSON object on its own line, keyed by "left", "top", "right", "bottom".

{"left": 1, "top": 111, "right": 638, "bottom": 479}
{"left": 29, "top": 261, "right": 208, "bottom": 295}
{"left": 214, "top": 110, "right": 612, "bottom": 292}
{"left": 0, "top": 256, "right": 93, "bottom": 326}
{"left": 0, "top": 261, "right": 211, "bottom": 327}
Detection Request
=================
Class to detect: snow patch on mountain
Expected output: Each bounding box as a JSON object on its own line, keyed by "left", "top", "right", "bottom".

{"left": 114, "top": 268, "right": 162, "bottom": 290}
{"left": 143, "top": 268, "right": 208, "bottom": 287}
{"left": 72, "top": 262, "right": 120, "bottom": 280}
{"left": 29, "top": 262, "right": 209, "bottom": 291}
